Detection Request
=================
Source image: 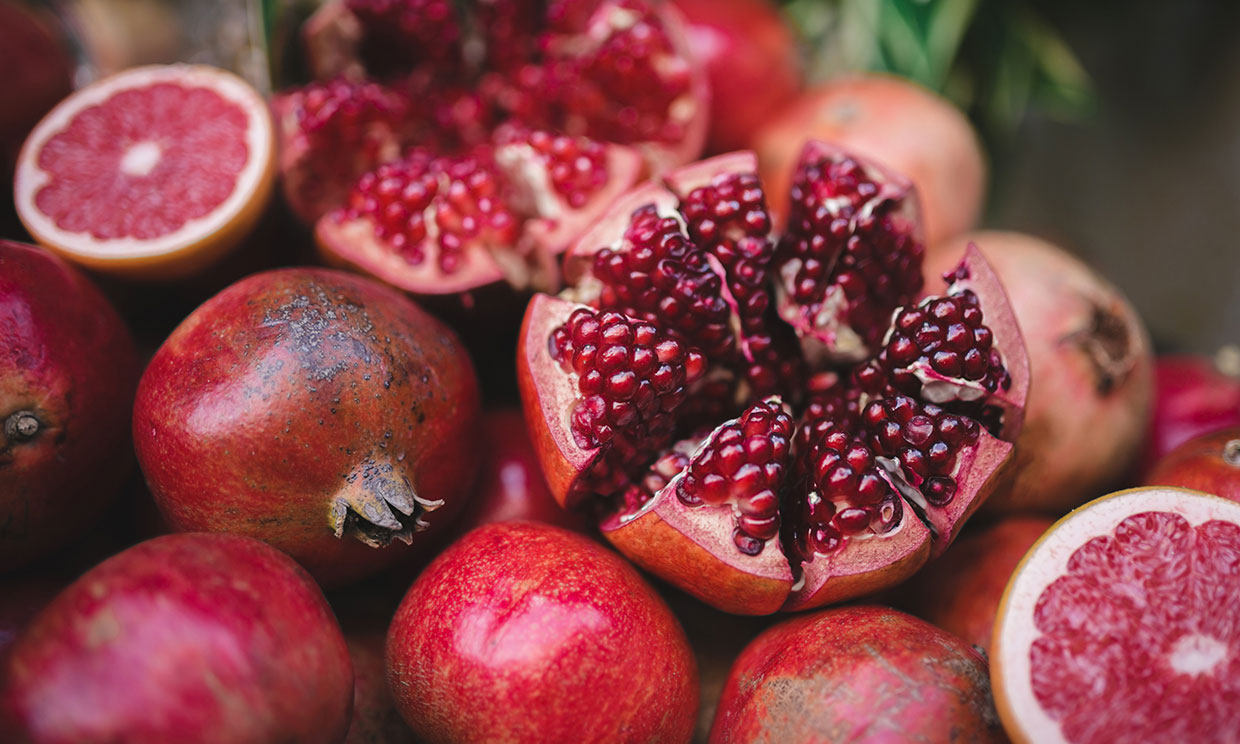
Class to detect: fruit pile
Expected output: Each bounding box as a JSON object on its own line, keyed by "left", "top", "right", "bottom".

{"left": 2, "top": 1, "right": 1238, "bottom": 742}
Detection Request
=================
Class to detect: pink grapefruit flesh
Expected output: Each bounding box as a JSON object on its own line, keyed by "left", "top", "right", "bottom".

{"left": 14, "top": 64, "right": 275, "bottom": 279}
{"left": 992, "top": 486, "right": 1240, "bottom": 744}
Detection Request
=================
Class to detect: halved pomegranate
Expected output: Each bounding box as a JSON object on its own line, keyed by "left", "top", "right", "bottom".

{"left": 518, "top": 143, "right": 1029, "bottom": 614}
{"left": 992, "top": 487, "right": 1240, "bottom": 744}
{"left": 281, "top": 0, "right": 709, "bottom": 296}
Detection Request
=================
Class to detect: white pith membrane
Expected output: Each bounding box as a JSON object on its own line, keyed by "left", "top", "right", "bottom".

{"left": 15, "top": 64, "right": 274, "bottom": 260}
{"left": 992, "top": 487, "right": 1240, "bottom": 744}
{"left": 522, "top": 148, "right": 1030, "bottom": 614}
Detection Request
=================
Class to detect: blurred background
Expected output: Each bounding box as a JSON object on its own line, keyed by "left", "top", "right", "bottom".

{"left": 5, "top": 0, "right": 1240, "bottom": 352}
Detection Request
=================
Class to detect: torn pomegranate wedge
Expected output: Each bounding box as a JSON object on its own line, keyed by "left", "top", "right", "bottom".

{"left": 518, "top": 143, "right": 1029, "bottom": 614}
{"left": 280, "top": 0, "right": 708, "bottom": 297}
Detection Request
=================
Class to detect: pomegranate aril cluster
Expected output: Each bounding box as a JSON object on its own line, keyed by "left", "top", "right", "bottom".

{"left": 337, "top": 152, "right": 518, "bottom": 272}
{"left": 863, "top": 395, "right": 980, "bottom": 506}
{"left": 796, "top": 400, "right": 901, "bottom": 550}
{"left": 884, "top": 292, "right": 1012, "bottom": 392}
{"left": 347, "top": 0, "right": 462, "bottom": 76}
{"left": 550, "top": 307, "right": 706, "bottom": 454}
{"left": 779, "top": 153, "right": 925, "bottom": 354}
{"left": 676, "top": 399, "right": 792, "bottom": 555}
{"left": 526, "top": 130, "right": 609, "bottom": 208}
{"left": 590, "top": 205, "right": 734, "bottom": 359}
{"left": 293, "top": 79, "right": 409, "bottom": 151}
{"left": 563, "top": 3, "right": 694, "bottom": 145}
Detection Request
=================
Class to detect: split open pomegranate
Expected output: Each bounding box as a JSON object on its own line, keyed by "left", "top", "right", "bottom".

{"left": 278, "top": 0, "right": 709, "bottom": 296}
{"left": 519, "top": 143, "right": 1029, "bottom": 614}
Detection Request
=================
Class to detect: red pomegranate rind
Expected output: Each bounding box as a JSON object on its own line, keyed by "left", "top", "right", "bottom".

{"left": 602, "top": 399, "right": 797, "bottom": 615}
{"left": 274, "top": 78, "right": 409, "bottom": 222}
{"left": 519, "top": 294, "right": 602, "bottom": 506}
{"left": 774, "top": 140, "right": 925, "bottom": 365}
{"left": 993, "top": 487, "right": 1240, "bottom": 744}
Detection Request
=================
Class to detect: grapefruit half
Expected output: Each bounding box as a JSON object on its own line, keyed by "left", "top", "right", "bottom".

{"left": 14, "top": 64, "right": 275, "bottom": 279}
{"left": 992, "top": 486, "right": 1240, "bottom": 743}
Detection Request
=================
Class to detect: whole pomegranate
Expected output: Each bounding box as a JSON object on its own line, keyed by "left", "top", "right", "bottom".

{"left": 673, "top": 0, "right": 802, "bottom": 153}
{"left": 281, "top": 0, "right": 711, "bottom": 298}
{"left": 134, "top": 268, "right": 480, "bottom": 586}
{"left": 519, "top": 145, "right": 1029, "bottom": 614}
{"left": 903, "top": 514, "right": 1054, "bottom": 653}
{"left": 0, "top": 533, "right": 353, "bottom": 743}
{"left": 753, "top": 74, "right": 986, "bottom": 247}
{"left": 1144, "top": 350, "right": 1240, "bottom": 473}
{"left": 926, "top": 231, "right": 1153, "bottom": 515}
{"left": 386, "top": 521, "right": 699, "bottom": 743}
{"left": 709, "top": 605, "right": 1005, "bottom": 743}
{"left": 1144, "top": 427, "right": 1240, "bottom": 502}
{"left": 1, "top": 240, "right": 140, "bottom": 571}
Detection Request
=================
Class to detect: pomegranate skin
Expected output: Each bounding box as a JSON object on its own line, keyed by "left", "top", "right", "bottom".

{"left": 0, "top": 240, "right": 140, "bottom": 570}
{"left": 926, "top": 232, "right": 1153, "bottom": 515}
{"left": 709, "top": 605, "right": 1004, "bottom": 744}
{"left": 386, "top": 521, "right": 699, "bottom": 744}
{"left": 673, "top": 0, "right": 802, "bottom": 154}
{"left": 754, "top": 74, "right": 985, "bottom": 246}
{"left": 1144, "top": 353, "right": 1240, "bottom": 472}
{"left": 903, "top": 515, "right": 1054, "bottom": 653}
{"left": 0, "top": 533, "right": 353, "bottom": 744}
{"left": 1144, "top": 427, "right": 1240, "bottom": 503}
{"left": 345, "top": 632, "right": 414, "bottom": 744}
{"left": 133, "top": 267, "right": 480, "bottom": 586}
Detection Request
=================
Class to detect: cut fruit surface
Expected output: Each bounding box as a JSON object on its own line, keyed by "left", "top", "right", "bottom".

{"left": 992, "top": 487, "right": 1240, "bottom": 744}
{"left": 15, "top": 64, "right": 275, "bottom": 279}
{"left": 518, "top": 145, "right": 1030, "bottom": 615}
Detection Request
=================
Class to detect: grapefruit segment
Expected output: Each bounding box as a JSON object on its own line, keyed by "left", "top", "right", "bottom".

{"left": 992, "top": 486, "right": 1240, "bottom": 744}
{"left": 14, "top": 64, "right": 275, "bottom": 279}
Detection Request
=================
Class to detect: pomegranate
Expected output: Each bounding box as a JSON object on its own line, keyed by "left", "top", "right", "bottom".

{"left": 1, "top": 240, "right": 140, "bottom": 571}
{"left": 133, "top": 268, "right": 480, "bottom": 586}
{"left": 0, "top": 533, "right": 353, "bottom": 743}
{"left": 0, "top": 0, "right": 72, "bottom": 179}
{"left": 345, "top": 631, "right": 413, "bottom": 744}
{"left": 905, "top": 515, "right": 1055, "bottom": 653}
{"left": 1145, "top": 350, "right": 1240, "bottom": 472}
{"left": 450, "top": 408, "right": 591, "bottom": 535}
{"left": 991, "top": 487, "right": 1240, "bottom": 744}
{"left": 709, "top": 605, "right": 1005, "bottom": 743}
{"left": 673, "top": 0, "right": 803, "bottom": 153}
{"left": 519, "top": 145, "right": 1029, "bottom": 614}
{"left": 925, "top": 232, "right": 1153, "bottom": 515}
{"left": 1145, "top": 427, "right": 1240, "bottom": 503}
{"left": 386, "top": 521, "right": 699, "bottom": 743}
{"left": 279, "top": 0, "right": 710, "bottom": 297}
{"left": 753, "top": 74, "right": 986, "bottom": 246}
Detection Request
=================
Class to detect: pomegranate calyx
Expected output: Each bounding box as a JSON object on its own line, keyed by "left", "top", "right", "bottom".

{"left": 3, "top": 410, "right": 41, "bottom": 445}
{"left": 330, "top": 458, "right": 440, "bottom": 548}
